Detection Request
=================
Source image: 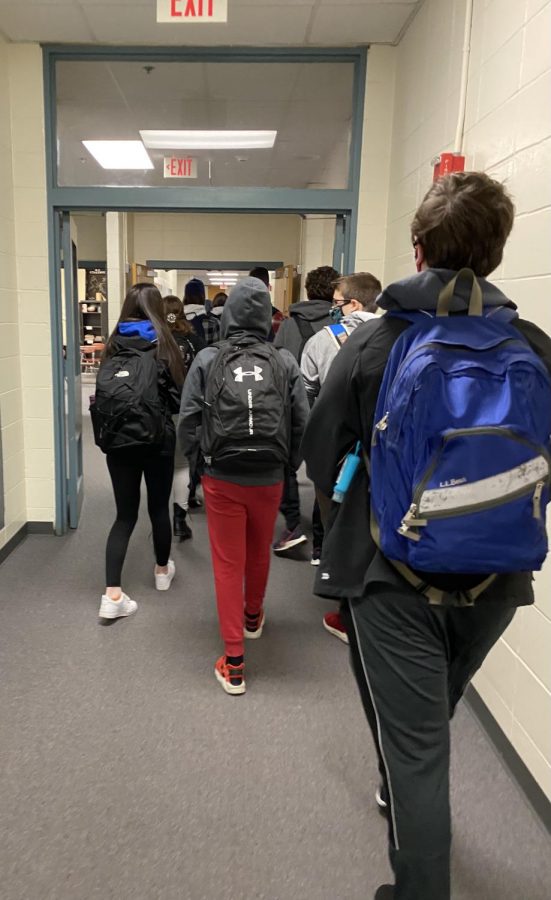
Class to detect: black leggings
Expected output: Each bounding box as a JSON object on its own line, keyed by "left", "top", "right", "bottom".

{"left": 105, "top": 450, "right": 175, "bottom": 586}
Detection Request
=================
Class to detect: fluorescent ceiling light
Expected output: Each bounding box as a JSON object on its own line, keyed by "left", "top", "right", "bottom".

{"left": 82, "top": 140, "right": 153, "bottom": 170}
{"left": 140, "top": 130, "right": 277, "bottom": 150}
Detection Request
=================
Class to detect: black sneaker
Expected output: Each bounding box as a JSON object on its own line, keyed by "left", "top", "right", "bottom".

{"left": 374, "top": 886, "right": 394, "bottom": 900}
{"left": 187, "top": 494, "right": 202, "bottom": 509}
{"left": 272, "top": 526, "right": 307, "bottom": 552}
{"left": 311, "top": 547, "right": 322, "bottom": 566}
{"left": 173, "top": 503, "right": 192, "bottom": 541}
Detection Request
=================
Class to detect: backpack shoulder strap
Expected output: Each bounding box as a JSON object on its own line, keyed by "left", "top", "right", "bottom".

{"left": 325, "top": 322, "right": 350, "bottom": 349}
{"left": 296, "top": 316, "right": 316, "bottom": 341}
{"left": 295, "top": 317, "right": 316, "bottom": 360}
{"left": 385, "top": 309, "right": 434, "bottom": 325}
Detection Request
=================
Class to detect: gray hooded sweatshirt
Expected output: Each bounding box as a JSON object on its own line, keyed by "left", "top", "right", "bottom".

{"left": 178, "top": 277, "right": 309, "bottom": 486}
{"left": 301, "top": 310, "right": 378, "bottom": 402}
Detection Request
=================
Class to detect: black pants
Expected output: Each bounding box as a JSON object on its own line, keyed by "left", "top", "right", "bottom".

{"left": 280, "top": 468, "right": 324, "bottom": 546}
{"left": 105, "top": 450, "right": 175, "bottom": 586}
{"left": 280, "top": 468, "right": 301, "bottom": 531}
{"left": 340, "top": 570, "right": 516, "bottom": 900}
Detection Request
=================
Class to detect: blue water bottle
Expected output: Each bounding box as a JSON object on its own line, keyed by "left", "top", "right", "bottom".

{"left": 332, "top": 441, "right": 362, "bottom": 503}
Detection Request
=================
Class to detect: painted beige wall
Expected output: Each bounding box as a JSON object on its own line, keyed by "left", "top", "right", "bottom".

{"left": 9, "top": 44, "right": 53, "bottom": 524}
{"left": 300, "top": 216, "right": 336, "bottom": 283}
{"left": 354, "top": 44, "right": 395, "bottom": 287}
{"left": 0, "top": 36, "right": 25, "bottom": 549}
{"left": 0, "top": 41, "right": 52, "bottom": 542}
{"left": 132, "top": 212, "right": 302, "bottom": 269}
{"left": 73, "top": 214, "right": 107, "bottom": 261}
{"left": 358, "top": 0, "right": 551, "bottom": 798}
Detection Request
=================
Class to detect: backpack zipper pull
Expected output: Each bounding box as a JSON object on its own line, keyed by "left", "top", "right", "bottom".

{"left": 372, "top": 412, "right": 389, "bottom": 446}
{"left": 397, "top": 502, "right": 428, "bottom": 540}
{"left": 533, "top": 481, "right": 544, "bottom": 519}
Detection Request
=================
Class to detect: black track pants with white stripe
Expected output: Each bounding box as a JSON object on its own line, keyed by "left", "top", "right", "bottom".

{"left": 341, "top": 588, "right": 515, "bottom": 900}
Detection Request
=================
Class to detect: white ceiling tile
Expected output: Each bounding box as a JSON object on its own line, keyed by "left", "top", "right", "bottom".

{"left": 0, "top": 0, "right": 422, "bottom": 45}
{"left": 232, "top": 0, "right": 314, "bottom": 5}
{"left": 0, "top": 4, "right": 94, "bottom": 41}
{"left": 83, "top": 3, "right": 311, "bottom": 45}
{"left": 318, "top": 0, "right": 417, "bottom": 4}
{"left": 0, "top": 0, "right": 75, "bottom": 5}
{"left": 309, "top": 3, "right": 415, "bottom": 44}
{"left": 79, "top": 0, "right": 153, "bottom": 5}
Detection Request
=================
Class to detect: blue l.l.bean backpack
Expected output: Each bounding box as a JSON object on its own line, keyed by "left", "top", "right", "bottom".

{"left": 370, "top": 269, "right": 551, "bottom": 596}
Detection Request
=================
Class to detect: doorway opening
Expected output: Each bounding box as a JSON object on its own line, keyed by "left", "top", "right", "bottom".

{"left": 56, "top": 208, "right": 346, "bottom": 532}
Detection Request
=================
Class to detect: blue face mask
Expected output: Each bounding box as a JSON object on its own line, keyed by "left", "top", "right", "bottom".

{"left": 330, "top": 304, "right": 344, "bottom": 323}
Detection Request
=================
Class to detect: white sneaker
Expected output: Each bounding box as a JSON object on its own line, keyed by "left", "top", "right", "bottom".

{"left": 244, "top": 611, "right": 266, "bottom": 639}
{"left": 155, "top": 559, "right": 175, "bottom": 591}
{"left": 99, "top": 592, "right": 137, "bottom": 622}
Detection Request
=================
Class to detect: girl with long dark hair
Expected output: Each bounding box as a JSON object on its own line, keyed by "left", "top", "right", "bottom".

{"left": 163, "top": 295, "right": 205, "bottom": 540}
{"left": 97, "top": 283, "right": 185, "bottom": 622}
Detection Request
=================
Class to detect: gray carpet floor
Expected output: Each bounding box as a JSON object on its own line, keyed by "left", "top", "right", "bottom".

{"left": 0, "top": 395, "right": 550, "bottom": 900}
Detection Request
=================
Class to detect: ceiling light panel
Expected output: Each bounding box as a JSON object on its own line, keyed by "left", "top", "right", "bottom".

{"left": 140, "top": 130, "right": 277, "bottom": 150}
{"left": 82, "top": 140, "right": 153, "bottom": 170}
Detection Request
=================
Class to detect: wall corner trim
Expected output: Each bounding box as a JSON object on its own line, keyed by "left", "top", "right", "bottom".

{"left": 465, "top": 685, "right": 551, "bottom": 835}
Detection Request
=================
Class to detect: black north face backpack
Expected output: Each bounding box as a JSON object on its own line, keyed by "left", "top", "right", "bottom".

{"left": 201, "top": 339, "right": 290, "bottom": 474}
{"left": 91, "top": 344, "right": 165, "bottom": 452}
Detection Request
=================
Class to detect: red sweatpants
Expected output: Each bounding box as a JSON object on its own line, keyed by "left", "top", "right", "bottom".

{"left": 202, "top": 474, "right": 283, "bottom": 657}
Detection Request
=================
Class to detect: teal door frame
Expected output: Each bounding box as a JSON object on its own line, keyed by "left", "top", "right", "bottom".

{"left": 44, "top": 45, "right": 367, "bottom": 533}
{"left": 61, "top": 212, "right": 84, "bottom": 528}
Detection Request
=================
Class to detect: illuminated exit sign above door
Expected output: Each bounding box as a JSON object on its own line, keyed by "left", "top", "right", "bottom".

{"left": 164, "top": 157, "right": 198, "bottom": 178}
{"left": 157, "top": 0, "right": 228, "bottom": 23}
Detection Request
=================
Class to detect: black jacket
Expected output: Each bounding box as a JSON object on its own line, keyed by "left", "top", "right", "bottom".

{"left": 302, "top": 269, "right": 551, "bottom": 604}
{"left": 179, "top": 278, "right": 309, "bottom": 486}
{"left": 273, "top": 298, "right": 332, "bottom": 361}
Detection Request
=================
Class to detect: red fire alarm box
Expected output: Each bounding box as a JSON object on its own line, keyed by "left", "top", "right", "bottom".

{"left": 431, "top": 153, "right": 465, "bottom": 181}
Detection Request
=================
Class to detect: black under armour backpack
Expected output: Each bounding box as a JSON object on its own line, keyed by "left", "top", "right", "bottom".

{"left": 91, "top": 343, "right": 165, "bottom": 452}
{"left": 201, "top": 339, "right": 290, "bottom": 474}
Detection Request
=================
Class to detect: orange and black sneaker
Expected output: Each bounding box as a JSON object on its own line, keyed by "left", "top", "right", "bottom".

{"left": 214, "top": 656, "right": 246, "bottom": 695}
{"left": 244, "top": 609, "right": 265, "bottom": 639}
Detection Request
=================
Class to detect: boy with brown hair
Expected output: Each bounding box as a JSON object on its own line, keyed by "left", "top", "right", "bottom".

{"left": 302, "top": 172, "right": 551, "bottom": 900}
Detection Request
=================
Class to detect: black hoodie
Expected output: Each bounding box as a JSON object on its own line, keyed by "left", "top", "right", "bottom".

{"left": 178, "top": 277, "right": 309, "bottom": 486}
{"left": 302, "top": 269, "right": 551, "bottom": 604}
{"left": 273, "top": 297, "right": 333, "bottom": 361}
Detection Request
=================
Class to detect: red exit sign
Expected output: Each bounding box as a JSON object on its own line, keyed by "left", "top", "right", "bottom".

{"left": 157, "top": 0, "right": 228, "bottom": 23}
{"left": 164, "top": 157, "right": 198, "bottom": 179}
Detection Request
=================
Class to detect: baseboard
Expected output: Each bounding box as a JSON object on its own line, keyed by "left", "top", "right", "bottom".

{"left": 465, "top": 685, "right": 551, "bottom": 835}
{"left": 0, "top": 520, "right": 55, "bottom": 565}
{"left": 0, "top": 523, "right": 28, "bottom": 565}
{"left": 27, "top": 521, "right": 55, "bottom": 534}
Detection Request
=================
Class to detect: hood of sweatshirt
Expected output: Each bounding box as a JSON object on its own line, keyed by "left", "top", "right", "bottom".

{"left": 184, "top": 303, "right": 205, "bottom": 319}
{"left": 341, "top": 310, "right": 378, "bottom": 330}
{"left": 377, "top": 269, "right": 516, "bottom": 314}
{"left": 289, "top": 298, "right": 333, "bottom": 322}
{"left": 220, "top": 277, "right": 272, "bottom": 341}
{"left": 117, "top": 319, "right": 157, "bottom": 342}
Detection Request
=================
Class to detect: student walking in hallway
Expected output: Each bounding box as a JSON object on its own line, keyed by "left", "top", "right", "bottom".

{"left": 164, "top": 294, "right": 205, "bottom": 541}
{"left": 179, "top": 277, "right": 309, "bottom": 694}
{"left": 302, "top": 173, "right": 551, "bottom": 900}
{"left": 91, "top": 283, "right": 185, "bottom": 622}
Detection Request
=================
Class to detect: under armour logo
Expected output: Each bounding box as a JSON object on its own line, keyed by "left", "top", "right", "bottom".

{"left": 233, "top": 366, "right": 263, "bottom": 382}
